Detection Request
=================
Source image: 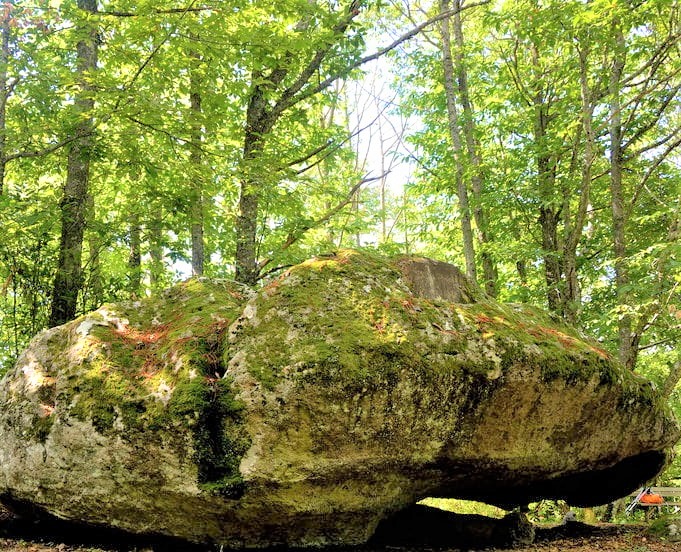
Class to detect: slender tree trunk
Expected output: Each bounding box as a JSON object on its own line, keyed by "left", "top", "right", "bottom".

{"left": 608, "top": 22, "right": 632, "bottom": 367}
{"left": 148, "top": 211, "right": 164, "bottom": 291}
{"left": 453, "top": 0, "right": 496, "bottom": 296}
{"left": 83, "top": 194, "right": 103, "bottom": 310}
{"left": 189, "top": 51, "right": 204, "bottom": 276}
{"left": 49, "top": 0, "right": 98, "bottom": 326}
{"left": 0, "top": 3, "right": 11, "bottom": 195}
{"left": 235, "top": 133, "right": 265, "bottom": 286}
{"left": 662, "top": 358, "right": 681, "bottom": 399}
{"left": 128, "top": 210, "right": 141, "bottom": 297}
{"left": 531, "top": 43, "right": 562, "bottom": 314}
{"left": 562, "top": 43, "right": 595, "bottom": 324}
{"left": 539, "top": 204, "right": 562, "bottom": 313}
{"left": 87, "top": 235, "right": 103, "bottom": 309}
{"left": 439, "top": 0, "right": 476, "bottom": 282}
{"left": 377, "top": 115, "right": 388, "bottom": 242}
{"left": 236, "top": 74, "right": 276, "bottom": 285}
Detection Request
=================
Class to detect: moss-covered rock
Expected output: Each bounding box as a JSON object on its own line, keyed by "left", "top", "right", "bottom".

{"left": 0, "top": 251, "right": 677, "bottom": 548}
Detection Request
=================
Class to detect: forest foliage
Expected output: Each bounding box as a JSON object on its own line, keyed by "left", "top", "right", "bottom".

{"left": 0, "top": 0, "right": 679, "bottom": 469}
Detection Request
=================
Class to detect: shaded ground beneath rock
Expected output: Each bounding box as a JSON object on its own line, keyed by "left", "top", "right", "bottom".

{"left": 0, "top": 506, "right": 678, "bottom": 552}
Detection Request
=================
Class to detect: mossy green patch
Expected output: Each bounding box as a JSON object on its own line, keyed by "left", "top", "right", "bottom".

{"left": 57, "top": 278, "right": 251, "bottom": 493}
{"left": 29, "top": 413, "right": 55, "bottom": 443}
{"left": 227, "top": 249, "right": 668, "bottom": 428}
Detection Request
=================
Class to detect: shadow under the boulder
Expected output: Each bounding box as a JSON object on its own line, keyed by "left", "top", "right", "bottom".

{"left": 0, "top": 503, "right": 209, "bottom": 552}
{"left": 369, "top": 504, "right": 534, "bottom": 549}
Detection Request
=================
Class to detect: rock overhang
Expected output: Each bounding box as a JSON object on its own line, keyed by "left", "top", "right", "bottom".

{"left": 0, "top": 249, "right": 677, "bottom": 547}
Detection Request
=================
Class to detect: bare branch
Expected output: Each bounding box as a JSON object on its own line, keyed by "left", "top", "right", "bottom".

{"left": 278, "top": 1, "right": 490, "bottom": 113}
{"left": 95, "top": 7, "right": 213, "bottom": 17}
{"left": 271, "top": 1, "right": 363, "bottom": 118}
{"left": 662, "top": 357, "right": 681, "bottom": 399}
{"left": 127, "top": 116, "right": 189, "bottom": 145}
{"left": 4, "top": 133, "right": 88, "bottom": 162}
{"left": 622, "top": 83, "right": 681, "bottom": 152}
{"left": 358, "top": 1, "right": 490, "bottom": 66}
{"left": 629, "top": 134, "right": 681, "bottom": 210}
{"left": 256, "top": 173, "right": 387, "bottom": 272}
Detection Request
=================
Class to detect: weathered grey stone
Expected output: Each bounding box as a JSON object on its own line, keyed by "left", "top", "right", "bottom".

{"left": 0, "top": 250, "right": 677, "bottom": 547}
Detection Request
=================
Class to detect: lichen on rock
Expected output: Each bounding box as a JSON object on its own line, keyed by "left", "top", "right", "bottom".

{"left": 0, "top": 250, "right": 677, "bottom": 548}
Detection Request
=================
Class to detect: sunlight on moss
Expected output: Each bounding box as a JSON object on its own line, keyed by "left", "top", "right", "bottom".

{"left": 418, "top": 497, "right": 506, "bottom": 518}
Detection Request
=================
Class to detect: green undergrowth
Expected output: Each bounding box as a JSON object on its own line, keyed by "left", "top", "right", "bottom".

{"left": 419, "top": 497, "right": 506, "bottom": 518}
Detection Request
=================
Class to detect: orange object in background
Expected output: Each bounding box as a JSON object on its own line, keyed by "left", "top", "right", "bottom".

{"left": 640, "top": 492, "right": 664, "bottom": 504}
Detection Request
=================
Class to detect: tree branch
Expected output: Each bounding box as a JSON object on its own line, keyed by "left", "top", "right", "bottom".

{"left": 256, "top": 173, "right": 386, "bottom": 273}
{"left": 271, "top": 0, "right": 363, "bottom": 118}
{"left": 95, "top": 7, "right": 213, "bottom": 17}
{"left": 4, "top": 133, "right": 88, "bottom": 162}
{"left": 277, "top": 0, "right": 490, "bottom": 113}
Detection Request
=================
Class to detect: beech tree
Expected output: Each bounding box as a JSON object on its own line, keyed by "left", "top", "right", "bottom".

{"left": 49, "top": 0, "right": 99, "bottom": 327}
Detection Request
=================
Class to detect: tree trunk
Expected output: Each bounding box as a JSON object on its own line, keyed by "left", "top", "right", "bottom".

{"left": 148, "top": 211, "right": 164, "bottom": 291}
{"left": 128, "top": 210, "right": 141, "bottom": 297}
{"left": 439, "top": 0, "right": 476, "bottom": 282}
{"left": 562, "top": 43, "right": 595, "bottom": 324}
{"left": 87, "top": 233, "right": 103, "bottom": 310}
{"left": 232, "top": 3, "right": 362, "bottom": 285}
{"left": 49, "top": 0, "right": 98, "bottom": 326}
{"left": 453, "top": 0, "right": 496, "bottom": 296}
{"left": 608, "top": 22, "right": 632, "bottom": 367}
{"left": 235, "top": 75, "right": 272, "bottom": 286}
{"left": 531, "top": 43, "right": 562, "bottom": 314}
{"left": 235, "top": 134, "right": 265, "bottom": 286}
{"left": 539, "top": 205, "right": 562, "bottom": 313}
{"left": 189, "top": 51, "right": 204, "bottom": 277}
{"left": 0, "top": 3, "right": 11, "bottom": 195}
{"left": 662, "top": 358, "right": 681, "bottom": 400}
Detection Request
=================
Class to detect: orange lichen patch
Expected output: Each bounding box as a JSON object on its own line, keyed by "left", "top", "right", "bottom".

{"left": 112, "top": 324, "right": 170, "bottom": 345}
{"left": 139, "top": 358, "right": 161, "bottom": 379}
{"left": 527, "top": 326, "right": 581, "bottom": 350}
{"left": 263, "top": 277, "right": 283, "bottom": 294}
{"left": 38, "top": 403, "right": 55, "bottom": 417}
{"left": 227, "top": 289, "right": 246, "bottom": 301}
{"left": 475, "top": 314, "right": 494, "bottom": 325}
{"left": 587, "top": 344, "right": 611, "bottom": 360}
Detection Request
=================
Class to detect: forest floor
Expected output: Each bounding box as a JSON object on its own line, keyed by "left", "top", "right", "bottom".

{"left": 0, "top": 505, "right": 678, "bottom": 552}
{"left": 0, "top": 529, "right": 678, "bottom": 551}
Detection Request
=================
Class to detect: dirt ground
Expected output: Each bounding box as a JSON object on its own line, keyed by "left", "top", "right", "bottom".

{"left": 0, "top": 509, "right": 678, "bottom": 552}
{"left": 0, "top": 529, "right": 679, "bottom": 552}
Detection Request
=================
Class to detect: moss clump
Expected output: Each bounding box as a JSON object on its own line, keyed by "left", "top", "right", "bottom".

{"left": 29, "top": 414, "right": 55, "bottom": 443}
{"left": 169, "top": 377, "right": 249, "bottom": 497}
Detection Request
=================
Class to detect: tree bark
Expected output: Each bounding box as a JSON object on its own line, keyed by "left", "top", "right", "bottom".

{"left": 148, "top": 211, "right": 164, "bottom": 291}
{"left": 128, "top": 209, "right": 141, "bottom": 297}
{"left": 0, "top": 2, "right": 11, "bottom": 195}
{"left": 49, "top": 0, "right": 98, "bottom": 326}
{"left": 439, "top": 0, "right": 476, "bottom": 282}
{"left": 189, "top": 52, "right": 204, "bottom": 277}
{"left": 235, "top": 121, "right": 268, "bottom": 286}
{"left": 608, "top": 21, "right": 632, "bottom": 367}
{"left": 662, "top": 358, "right": 681, "bottom": 400}
{"left": 562, "top": 43, "right": 595, "bottom": 324}
{"left": 531, "top": 42, "right": 562, "bottom": 314}
{"left": 453, "top": 0, "right": 496, "bottom": 296}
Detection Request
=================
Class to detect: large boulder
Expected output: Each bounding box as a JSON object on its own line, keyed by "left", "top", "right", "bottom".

{"left": 0, "top": 250, "right": 677, "bottom": 547}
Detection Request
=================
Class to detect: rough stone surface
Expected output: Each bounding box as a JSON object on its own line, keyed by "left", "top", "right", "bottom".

{"left": 0, "top": 250, "right": 677, "bottom": 547}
